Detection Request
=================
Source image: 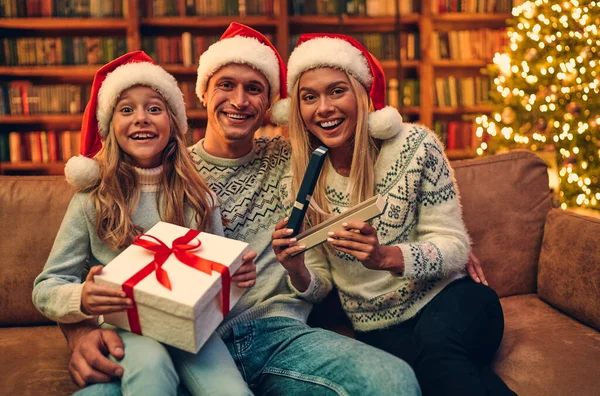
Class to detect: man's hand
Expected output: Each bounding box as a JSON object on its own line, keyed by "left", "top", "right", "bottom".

{"left": 466, "top": 251, "right": 488, "bottom": 286}
{"left": 61, "top": 321, "right": 125, "bottom": 388}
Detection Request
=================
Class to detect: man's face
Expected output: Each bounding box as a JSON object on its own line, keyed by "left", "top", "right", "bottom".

{"left": 203, "top": 63, "right": 270, "bottom": 146}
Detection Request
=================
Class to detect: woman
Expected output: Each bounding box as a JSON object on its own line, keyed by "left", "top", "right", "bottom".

{"left": 271, "top": 33, "right": 514, "bottom": 396}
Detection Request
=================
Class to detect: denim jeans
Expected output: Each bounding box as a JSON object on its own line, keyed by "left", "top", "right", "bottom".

{"left": 222, "top": 316, "right": 421, "bottom": 396}
{"left": 74, "top": 332, "right": 250, "bottom": 396}
{"left": 356, "top": 277, "right": 516, "bottom": 396}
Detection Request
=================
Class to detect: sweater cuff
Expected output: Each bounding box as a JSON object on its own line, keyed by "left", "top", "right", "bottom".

{"left": 69, "top": 283, "right": 94, "bottom": 321}
{"left": 398, "top": 244, "right": 416, "bottom": 278}
{"left": 286, "top": 266, "right": 320, "bottom": 299}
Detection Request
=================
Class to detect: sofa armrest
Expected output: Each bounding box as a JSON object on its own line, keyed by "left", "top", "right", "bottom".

{"left": 538, "top": 208, "right": 600, "bottom": 331}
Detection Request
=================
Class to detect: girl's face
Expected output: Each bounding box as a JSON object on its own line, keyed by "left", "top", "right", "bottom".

{"left": 112, "top": 85, "right": 171, "bottom": 168}
{"left": 298, "top": 67, "right": 358, "bottom": 152}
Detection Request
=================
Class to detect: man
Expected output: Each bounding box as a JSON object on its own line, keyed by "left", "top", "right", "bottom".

{"left": 62, "top": 23, "right": 421, "bottom": 395}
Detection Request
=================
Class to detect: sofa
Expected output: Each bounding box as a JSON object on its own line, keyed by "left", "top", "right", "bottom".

{"left": 1, "top": 150, "right": 599, "bottom": 395}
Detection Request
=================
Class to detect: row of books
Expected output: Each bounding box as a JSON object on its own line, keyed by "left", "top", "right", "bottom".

{"left": 432, "top": 29, "right": 508, "bottom": 61}
{"left": 433, "top": 120, "right": 476, "bottom": 150}
{"left": 289, "top": 0, "right": 420, "bottom": 16}
{"left": 1, "top": 130, "right": 81, "bottom": 163}
{"left": 142, "top": 33, "right": 272, "bottom": 66}
{"left": 1, "top": 81, "right": 206, "bottom": 116}
{"left": 387, "top": 78, "right": 419, "bottom": 108}
{"left": 434, "top": 76, "right": 491, "bottom": 107}
{"left": 0, "top": 37, "right": 127, "bottom": 66}
{"left": 142, "top": 0, "right": 274, "bottom": 17}
{"left": 433, "top": 0, "right": 524, "bottom": 13}
{"left": 0, "top": 83, "right": 91, "bottom": 116}
{"left": 0, "top": 0, "right": 124, "bottom": 17}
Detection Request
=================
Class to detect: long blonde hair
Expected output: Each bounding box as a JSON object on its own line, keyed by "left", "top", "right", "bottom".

{"left": 85, "top": 103, "right": 215, "bottom": 250}
{"left": 288, "top": 70, "right": 380, "bottom": 227}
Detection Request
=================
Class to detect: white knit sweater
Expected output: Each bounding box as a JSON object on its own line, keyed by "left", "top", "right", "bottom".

{"left": 282, "top": 123, "right": 470, "bottom": 331}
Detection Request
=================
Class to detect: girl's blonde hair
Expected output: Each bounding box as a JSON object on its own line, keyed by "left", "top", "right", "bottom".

{"left": 85, "top": 95, "right": 215, "bottom": 250}
{"left": 288, "top": 69, "right": 380, "bottom": 228}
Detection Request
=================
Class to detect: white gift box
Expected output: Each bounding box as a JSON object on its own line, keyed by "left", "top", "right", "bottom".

{"left": 94, "top": 221, "right": 248, "bottom": 353}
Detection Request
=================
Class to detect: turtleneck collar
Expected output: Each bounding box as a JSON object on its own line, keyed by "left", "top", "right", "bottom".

{"left": 134, "top": 165, "right": 163, "bottom": 192}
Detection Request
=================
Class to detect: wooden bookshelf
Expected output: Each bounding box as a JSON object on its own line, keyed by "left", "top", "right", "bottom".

{"left": 1, "top": 0, "right": 512, "bottom": 173}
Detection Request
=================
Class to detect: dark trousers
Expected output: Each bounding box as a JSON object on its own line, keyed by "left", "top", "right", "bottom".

{"left": 356, "top": 277, "right": 517, "bottom": 396}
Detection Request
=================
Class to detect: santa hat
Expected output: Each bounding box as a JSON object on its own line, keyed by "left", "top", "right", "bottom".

{"left": 274, "top": 33, "right": 403, "bottom": 139}
{"left": 65, "top": 50, "right": 187, "bottom": 189}
{"left": 196, "top": 22, "right": 287, "bottom": 123}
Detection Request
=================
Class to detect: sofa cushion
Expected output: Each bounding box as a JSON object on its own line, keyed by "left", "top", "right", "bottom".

{"left": 538, "top": 209, "right": 600, "bottom": 331}
{"left": 0, "top": 176, "right": 75, "bottom": 326}
{"left": 0, "top": 325, "right": 78, "bottom": 395}
{"left": 494, "top": 294, "right": 600, "bottom": 396}
{"left": 452, "top": 151, "right": 552, "bottom": 297}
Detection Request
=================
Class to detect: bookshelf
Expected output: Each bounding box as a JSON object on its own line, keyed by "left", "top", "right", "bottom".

{"left": 0, "top": 0, "right": 514, "bottom": 175}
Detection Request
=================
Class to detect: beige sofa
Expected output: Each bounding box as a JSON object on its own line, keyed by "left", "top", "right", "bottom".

{"left": 1, "top": 151, "right": 599, "bottom": 395}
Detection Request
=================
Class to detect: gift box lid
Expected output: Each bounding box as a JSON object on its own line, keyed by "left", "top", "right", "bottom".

{"left": 95, "top": 221, "right": 248, "bottom": 320}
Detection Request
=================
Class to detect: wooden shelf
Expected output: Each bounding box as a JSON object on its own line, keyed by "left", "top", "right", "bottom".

{"left": 380, "top": 60, "right": 420, "bottom": 69}
{"left": 141, "top": 16, "right": 278, "bottom": 29}
{"left": 187, "top": 109, "right": 207, "bottom": 119}
{"left": 0, "top": 66, "right": 99, "bottom": 79}
{"left": 432, "top": 13, "right": 511, "bottom": 23}
{"left": 434, "top": 105, "right": 493, "bottom": 115}
{"left": 0, "top": 18, "right": 128, "bottom": 30}
{"left": 0, "top": 162, "right": 65, "bottom": 175}
{"left": 433, "top": 60, "right": 489, "bottom": 68}
{"left": 163, "top": 65, "right": 197, "bottom": 75}
{"left": 0, "top": 114, "right": 82, "bottom": 125}
{"left": 289, "top": 14, "right": 420, "bottom": 27}
{"left": 400, "top": 106, "right": 420, "bottom": 115}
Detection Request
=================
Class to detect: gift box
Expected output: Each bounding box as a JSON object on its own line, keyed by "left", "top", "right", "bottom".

{"left": 94, "top": 221, "right": 248, "bottom": 353}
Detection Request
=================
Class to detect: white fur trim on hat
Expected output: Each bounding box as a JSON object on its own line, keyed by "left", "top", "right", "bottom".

{"left": 196, "top": 36, "right": 280, "bottom": 104}
{"left": 97, "top": 62, "right": 187, "bottom": 138}
{"left": 368, "top": 106, "right": 403, "bottom": 139}
{"left": 269, "top": 98, "right": 290, "bottom": 125}
{"left": 287, "top": 37, "right": 372, "bottom": 93}
{"left": 65, "top": 155, "right": 101, "bottom": 189}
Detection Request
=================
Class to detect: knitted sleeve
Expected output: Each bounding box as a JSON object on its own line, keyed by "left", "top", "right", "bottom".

{"left": 32, "top": 193, "right": 94, "bottom": 323}
{"left": 397, "top": 132, "right": 470, "bottom": 280}
{"left": 278, "top": 172, "right": 333, "bottom": 302}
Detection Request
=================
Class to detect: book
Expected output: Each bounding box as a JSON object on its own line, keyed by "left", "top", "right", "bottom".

{"left": 291, "top": 194, "right": 387, "bottom": 257}
{"left": 287, "top": 145, "right": 328, "bottom": 236}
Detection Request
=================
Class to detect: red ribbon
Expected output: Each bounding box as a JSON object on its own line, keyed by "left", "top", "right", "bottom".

{"left": 122, "top": 229, "right": 232, "bottom": 335}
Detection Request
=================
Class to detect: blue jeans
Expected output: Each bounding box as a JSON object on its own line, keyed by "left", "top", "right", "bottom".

{"left": 356, "top": 278, "right": 516, "bottom": 396}
{"left": 74, "top": 331, "right": 250, "bottom": 396}
{"left": 222, "top": 316, "right": 421, "bottom": 395}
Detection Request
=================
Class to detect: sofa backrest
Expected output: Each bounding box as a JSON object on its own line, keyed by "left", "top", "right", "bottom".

{"left": 452, "top": 151, "right": 552, "bottom": 297}
{"left": 0, "top": 176, "right": 75, "bottom": 326}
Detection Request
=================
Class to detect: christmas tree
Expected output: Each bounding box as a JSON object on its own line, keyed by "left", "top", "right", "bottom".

{"left": 475, "top": 0, "right": 600, "bottom": 211}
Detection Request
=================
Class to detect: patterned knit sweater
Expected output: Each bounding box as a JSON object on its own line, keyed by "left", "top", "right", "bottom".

{"left": 189, "top": 137, "right": 313, "bottom": 336}
{"left": 32, "top": 166, "right": 224, "bottom": 323}
{"left": 281, "top": 124, "right": 470, "bottom": 332}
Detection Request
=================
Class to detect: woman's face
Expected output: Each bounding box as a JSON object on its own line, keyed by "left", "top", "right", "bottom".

{"left": 298, "top": 68, "right": 358, "bottom": 152}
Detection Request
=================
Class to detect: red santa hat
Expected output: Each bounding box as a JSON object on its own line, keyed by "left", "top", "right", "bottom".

{"left": 65, "top": 50, "right": 187, "bottom": 189}
{"left": 195, "top": 22, "right": 287, "bottom": 123}
{"left": 273, "top": 33, "right": 403, "bottom": 139}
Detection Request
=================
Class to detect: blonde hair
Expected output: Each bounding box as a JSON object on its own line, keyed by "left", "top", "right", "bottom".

{"left": 288, "top": 70, "right": 380, "bottom": 228}
{"left": 85, "top": 98, "right": 215, "bottom": 250}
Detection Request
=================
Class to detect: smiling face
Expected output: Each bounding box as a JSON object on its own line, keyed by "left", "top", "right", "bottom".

{"left": 298, "top": 67, "right": 358, "bottom": 155}
{"left": 202, "top": 63, "right": 270, "bottom": 157}
{"left": 112, "top": 85, "right": 171, "bottom": 168}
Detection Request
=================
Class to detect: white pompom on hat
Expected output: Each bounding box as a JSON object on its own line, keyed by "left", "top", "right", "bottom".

{"left": 64, "top": 51, "right": 187, "bottom": 189}
{"left": 195, "top": 22, "right": 287, "bottom": 124}
{"left": 278, "top": 33, "right": 403, "bottom": 139}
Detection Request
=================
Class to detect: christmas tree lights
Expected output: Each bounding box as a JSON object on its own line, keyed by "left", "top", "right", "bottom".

{"left": 476, "top": 0, "right": 600, "bottom": 211}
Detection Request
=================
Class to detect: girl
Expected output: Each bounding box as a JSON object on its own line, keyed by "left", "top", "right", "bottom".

{"left": 33, "top": 51, "right": 255, "bottom": 396}
{"left": 272, "top": 34, "right": 514, "bottom": 396}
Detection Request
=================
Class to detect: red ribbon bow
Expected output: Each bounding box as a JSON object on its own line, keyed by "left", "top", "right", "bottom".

{"left": 122, "top": 229, "right": 231, "bottom": 335}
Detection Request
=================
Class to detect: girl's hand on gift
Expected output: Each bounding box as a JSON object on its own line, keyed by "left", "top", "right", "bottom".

{"left": 327, "top": 221, "right": 404, "bottom": 273}
{"left": 271, "top": 217, "right": 311, "bottom": 292}
{"left": 81, "top": 266, "right": 133, "bottom": 315}
{"left": 232, "top": 251, "right": 257, "bottom": 288}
